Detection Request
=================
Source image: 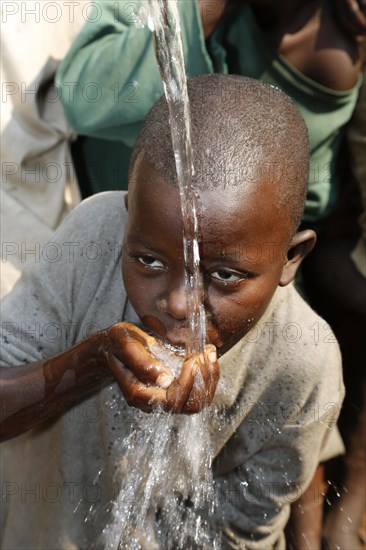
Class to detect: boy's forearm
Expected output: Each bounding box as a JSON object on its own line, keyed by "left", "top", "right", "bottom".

{"left": 0, "top": 334, "right": 111, "bottom": 442}
{"left": 0, "top": 321, "right": 220, "bottom": 441}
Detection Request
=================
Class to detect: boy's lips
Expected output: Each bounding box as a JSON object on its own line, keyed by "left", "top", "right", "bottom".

{"left": 163, "top": 331, "right": 189, "bottom": 349}
{"left": 141, "top": 314, "right": 202, "bottom": 350}
{"left": 141, "top": 315, "right": 225, "bottom": 354}
{"left": 154, "top": 328, "right": 190, "bottom": 350}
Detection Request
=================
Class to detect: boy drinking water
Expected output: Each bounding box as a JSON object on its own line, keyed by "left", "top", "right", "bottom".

{"left": 0, "top": 75, "right": 343, "bottom": 549}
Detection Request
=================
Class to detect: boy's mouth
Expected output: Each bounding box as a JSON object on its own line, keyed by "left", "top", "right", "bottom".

{"left": 141, "top": 314, "right": 226, "bottom": 356}
{"left": 141, "top": 315, "right": 192, "bottom": 352}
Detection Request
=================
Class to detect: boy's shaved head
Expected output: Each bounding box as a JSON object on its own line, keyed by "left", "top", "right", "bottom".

{"left": 129, "top": 74, "right": 309, "bottom": 232}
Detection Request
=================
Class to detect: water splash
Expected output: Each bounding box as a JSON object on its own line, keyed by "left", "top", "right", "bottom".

{"left": 102, "top": 409, "right": 219, "bottom": 550}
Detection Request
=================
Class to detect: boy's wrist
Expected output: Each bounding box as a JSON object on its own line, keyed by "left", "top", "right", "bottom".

{"left": 79, "top": 330, "right": 113, "bottom": 376}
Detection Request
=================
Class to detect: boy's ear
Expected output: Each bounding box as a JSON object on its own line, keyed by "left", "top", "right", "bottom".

{"left": 124, "top": 193, "right": 129, "bottom": 211}
{"left": 279, "top": 229, "right": 317, "bottom": 286}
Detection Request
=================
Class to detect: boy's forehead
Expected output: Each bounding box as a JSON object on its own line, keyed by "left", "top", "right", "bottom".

{"left": 132, "top": 152, "right": 263, "bottom": 202}
{"left": 132, "top": 165, "right": 246, "bottom": 220}
{"left": 130, "top": 152, "right": 292, "bottom": 238}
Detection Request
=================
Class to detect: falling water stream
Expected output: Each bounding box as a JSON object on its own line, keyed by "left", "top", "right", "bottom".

{"left": 146, "top": 0, "right": 206, "bottom": 356}
{"left": 100, "top": 1, "right": 219, "bottom": 549}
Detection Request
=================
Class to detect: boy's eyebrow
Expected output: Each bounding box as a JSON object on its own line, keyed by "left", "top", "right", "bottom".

{"left": 125, "top": 237, "right": 156, "bottom": 251}
{"left": 128, "top": 237, "right": 153, "bottom": 250}
{"left": 202, "top": 245, "right": 239, "bottom": 261}
{"left": 203, "top": 252, "right": 239, "bottom": 261}
{"left": 202, "top": 247, "right": 261, "bottom": 271}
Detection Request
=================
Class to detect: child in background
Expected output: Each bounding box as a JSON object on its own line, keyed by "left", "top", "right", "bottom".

{"left": 56, "top": 0, "right": 363, "bottom": 227}
{"left": 0, "top": 75, "right": 343, "bottom": 550}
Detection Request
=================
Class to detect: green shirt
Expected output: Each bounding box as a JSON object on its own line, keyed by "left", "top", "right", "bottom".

{"left": 56, "top": 1, "right": 362, "bottom": 223}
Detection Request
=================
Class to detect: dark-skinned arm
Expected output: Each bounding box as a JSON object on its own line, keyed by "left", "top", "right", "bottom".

{"left": 1, "top": 323, "right": 219, "bottom": 442}
{"left": 0, "top": 334, "right": 110, "bottom": 442}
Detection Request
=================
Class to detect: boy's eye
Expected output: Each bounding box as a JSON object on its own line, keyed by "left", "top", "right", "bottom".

{"left": 210, "top": 269, "right": 247, "bottom": 283}
{"left": 137, "top": 255, "right": 164, "bottom": 269}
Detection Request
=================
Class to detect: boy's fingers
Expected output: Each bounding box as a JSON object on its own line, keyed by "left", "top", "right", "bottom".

{"left": 108, "top": 322, "right": 156, "bottom": 348}
{"left": 190, "top": 344, "right": 219, "bottom": 394}
{"left": 193, "top": 345, "right": 217, "bottom": 393}
{"left": 108, "top": 353, "right": 167, "bottom": 412}
{"left": 182, "top": 345, "right": 219, "bottom": 413}
{"left": 106, "top": 323, "right": 174, "bottom": 387}
{"left": 202, "top": 344, "right": 220, "bottom": 398}
{"left": 106, "top": 325, "right": 219, "bottom": 414}
{"left": 166, "top": 356, "right": 197, "bottom": 411}
{"left": 115, "top": 341, "right": 174, "bottom": 387}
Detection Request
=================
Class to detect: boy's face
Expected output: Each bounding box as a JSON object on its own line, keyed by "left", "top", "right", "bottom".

{"left": 122, "top": 157, "right": 299, "bottom": 356}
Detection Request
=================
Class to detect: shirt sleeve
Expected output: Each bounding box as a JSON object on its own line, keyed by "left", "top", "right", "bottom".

{"left": 0, "top": 193, "right": 125, "bottom": 367}
{"left": 55, "top": 0, "right": 209, "bottom": 143}
{"left": 1, "top": 248, "right": 71, "bottom": 366}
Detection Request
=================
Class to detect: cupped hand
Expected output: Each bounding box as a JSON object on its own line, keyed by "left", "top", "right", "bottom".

{"left": 102, "top": 322, "right": 219, "bottom": 414}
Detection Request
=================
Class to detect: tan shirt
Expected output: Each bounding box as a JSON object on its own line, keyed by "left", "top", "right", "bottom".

{"left": 0, "top": 193, "right": 344, "bottom": 549}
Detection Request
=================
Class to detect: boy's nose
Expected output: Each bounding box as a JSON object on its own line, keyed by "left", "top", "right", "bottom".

{"left": 159, "top": 285, "right": 188, "bottom": 320}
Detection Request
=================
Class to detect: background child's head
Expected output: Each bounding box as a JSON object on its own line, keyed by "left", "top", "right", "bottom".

{"left": 123, "top": 75, "right": 315, "bottom": 354}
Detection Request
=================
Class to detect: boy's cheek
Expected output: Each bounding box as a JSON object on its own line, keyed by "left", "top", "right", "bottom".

{"left": 206, "top": 312, "right": 250, "bottom": 353}
{"left": 207, "top": 291, "right": 273, "bottom": 352}
{"left": 140, "top": 315, "right": 167, "bottom": 339}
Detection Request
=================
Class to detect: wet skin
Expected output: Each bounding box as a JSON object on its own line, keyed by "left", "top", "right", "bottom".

{"left": 122, "top": 156, "right": 316, "bottom": 357}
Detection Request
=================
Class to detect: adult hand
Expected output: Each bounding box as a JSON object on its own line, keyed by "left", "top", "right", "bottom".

{"left": 103, "top": 323, "right": 219, "bottom": 414}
